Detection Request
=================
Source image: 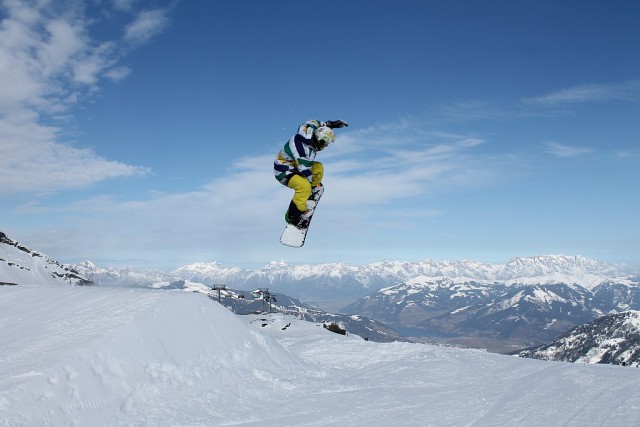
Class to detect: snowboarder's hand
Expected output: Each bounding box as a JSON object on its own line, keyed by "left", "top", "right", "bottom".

{"left": 325, "top": 120, "right": 348, "bottom": 129}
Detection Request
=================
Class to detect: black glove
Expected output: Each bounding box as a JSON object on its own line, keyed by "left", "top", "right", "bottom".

{"left": 325, "top": 120, "right": 349, "bottom": 129}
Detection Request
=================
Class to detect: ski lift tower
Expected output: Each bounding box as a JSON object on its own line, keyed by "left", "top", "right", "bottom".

{"left": 258, "top": 288, "right": 272, "bottom": 313}
{"left": 212, "top": 284, "right": 226, "bottom": 302}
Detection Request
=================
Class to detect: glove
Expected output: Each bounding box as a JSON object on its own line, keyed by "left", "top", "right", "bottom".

{"left": 325, "top": 120, "right": 349, "bottom": 129}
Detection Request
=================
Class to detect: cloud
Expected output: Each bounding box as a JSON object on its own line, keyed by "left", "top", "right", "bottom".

{"left": 525, "top": 80, "right": 640, "bottom": 105}
{"left": 104, "top": 65, "right": 132, "bottom": 81}
{"left": 0, "top": 1, "right": 170, "bottom": 195}
{"left": 16, "top": 153, "right": 287, "bottom": 265}
{"left": 324, "top": 123, "right": 494, "bottom": 202}
{"left": 428, "top": 101, "right": 513, "bottom": 122}
{"left": 15, "top": 118, "right": 517, "bottom": 266}
{"left": 123, "top": 9, "right": 170, "bottom": 46}
{"left": 112, "top": 0, "right": 138, "bottom": 12}
{"left": 613, "top": 149, "right": 637, "bottom": 159}
{"left": 543, "top": 141, "right": 594, "bottom": 158}
{"left": 0, "top": 117, "right": 148, "bottom": 195}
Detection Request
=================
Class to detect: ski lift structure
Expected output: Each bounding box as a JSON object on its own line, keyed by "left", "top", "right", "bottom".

{"left": 211, "top": 284, "right": 226, "bottom": 302}
{"left": 258, "top": 288, "right": 277, "bottom": 313}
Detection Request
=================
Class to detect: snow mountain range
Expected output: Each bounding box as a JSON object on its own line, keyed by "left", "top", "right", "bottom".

{"left": 519, "top": 310, "right": 640, "bottom": 366}
{"left": 343, "top": 276, "right": 640, "bottom": 352}
{"left": 74, "top": 255, "right": 635, "bottom": 309}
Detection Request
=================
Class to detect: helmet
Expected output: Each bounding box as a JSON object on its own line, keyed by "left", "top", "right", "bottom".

{"left": 313, "top": 126, "right": 335, "bottom": 150}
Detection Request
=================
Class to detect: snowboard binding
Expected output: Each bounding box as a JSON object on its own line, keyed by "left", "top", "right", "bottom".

{"left": 284, "top": 184, "right": 324, "bottom": 230}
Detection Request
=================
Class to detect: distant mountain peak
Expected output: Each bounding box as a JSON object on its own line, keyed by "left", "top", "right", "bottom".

{"left": 265, "top": 260, "right": 288, "bottom": 269}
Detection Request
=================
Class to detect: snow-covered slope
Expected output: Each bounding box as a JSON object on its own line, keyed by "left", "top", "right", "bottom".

{"left": 0, "top": 232, "right": 89, "bottom": 286}
{"left": 519, "top": 310, "right": 640, "bottom": 366}
{"left": 180, "top": 284, "right": 407, "bottom": 343}
{"left": 2, "top": 285, "right": 640, "bottom": 426}
{"left": 0, "top": 285, "right": 298, "bottom": 426}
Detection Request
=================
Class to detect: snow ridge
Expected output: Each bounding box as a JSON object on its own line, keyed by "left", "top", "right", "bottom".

{"left": 520, "top": 310, "right": 640, "bottom": 366}
{"left": 0, "top": 232, "right": 89, "bottom": 286}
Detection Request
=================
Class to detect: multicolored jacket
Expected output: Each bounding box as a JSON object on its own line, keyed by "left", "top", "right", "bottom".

{"left": 274, "top": 120, "right": 324, "bottom": 185}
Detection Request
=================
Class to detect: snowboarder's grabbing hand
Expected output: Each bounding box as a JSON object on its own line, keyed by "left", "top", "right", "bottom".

{"left": 274, "top": 119, "right": 348, "bottom": 228}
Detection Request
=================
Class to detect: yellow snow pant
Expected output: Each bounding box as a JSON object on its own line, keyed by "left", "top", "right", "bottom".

{"left": 288, "top": 162, "right": 324, "bottom": 211}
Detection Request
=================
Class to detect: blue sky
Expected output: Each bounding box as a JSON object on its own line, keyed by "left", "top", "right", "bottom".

{"left": 1, "top": 0, "right": 639, "bottom": 269}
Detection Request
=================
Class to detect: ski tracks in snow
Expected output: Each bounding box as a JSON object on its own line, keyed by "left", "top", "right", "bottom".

{"left": 244, "top": 316, "right": 640, "bottom": 427}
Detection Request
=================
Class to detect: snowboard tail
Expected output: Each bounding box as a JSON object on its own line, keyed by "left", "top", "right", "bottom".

{"left": 280, "top": 185, "right": 324, "bottom": 248}
{"left": 280, "top": 223, "right": 309, "bottom": 248}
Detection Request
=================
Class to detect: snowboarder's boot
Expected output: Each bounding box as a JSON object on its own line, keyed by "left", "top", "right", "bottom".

{"left": 285, "top": 201, "right": 305, "bottom": 228}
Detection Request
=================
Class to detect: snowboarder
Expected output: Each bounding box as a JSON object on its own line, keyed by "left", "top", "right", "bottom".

{"left": 274, "top": 119, "right": 348, "bottom": 230}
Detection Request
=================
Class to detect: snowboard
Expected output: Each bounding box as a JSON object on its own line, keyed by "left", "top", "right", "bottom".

{"left": 280, "top": 185, "right": 324, "bottom": 248}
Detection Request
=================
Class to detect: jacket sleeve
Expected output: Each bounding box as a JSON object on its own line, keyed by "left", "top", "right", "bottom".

{"left": 289, "top": 134, "right": 315, "bottom": 181}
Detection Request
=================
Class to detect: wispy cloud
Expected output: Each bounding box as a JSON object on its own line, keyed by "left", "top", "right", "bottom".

{"left": 112, "top": 0, "right": 139, "bottom": 13}
{"left": 325, "top": 123, "right": 494, "bottom": 199}
{"left": 427, "top": 100, "right": 513, "bottom": 122}
{"left": 0, "top": 117, "right": 149, "bottom": 195}
{"left": 613, "top": 149, "right": 637, "bottom": 159}
{"left": 0, "top": 1, "right": 171, "bottom": 195}
{"left": 123, "top": 8, "right": 170, "bottom": 46}
{"left": 543, "top": 141, "right": 594, "bottom": 158}
{"left": 525, "top": 80, "right": 640, "bottom": 105}
{"left": 16, "top": 118, "right": 520, "bottom": 265}
{"left": 16, "top": 154, "right": 287, "bottom": 264}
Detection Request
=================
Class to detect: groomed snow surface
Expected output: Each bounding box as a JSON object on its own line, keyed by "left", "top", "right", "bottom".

{"left": 2, "top": 286, "right": 639, "bottom": 427}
